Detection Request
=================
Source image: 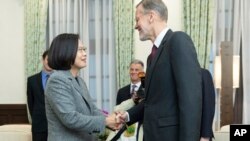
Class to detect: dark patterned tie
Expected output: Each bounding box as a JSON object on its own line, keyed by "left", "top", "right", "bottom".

{"left": 131, "top": 84, "right": 137, "bottom": 94}
{"left": 150, "top": 45, "right": 158, "bottom": 60}
{"left": 148, "top": 45, "right": 158, "bottom": 66}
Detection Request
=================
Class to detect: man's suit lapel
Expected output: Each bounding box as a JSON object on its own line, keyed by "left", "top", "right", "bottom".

{"left": 145, "top": 29, "right": 174, "bottom": 98}
{"left": 126, "top": 85, "right": 131, "bottom": 99}
{"left": 37, "top": 72, "right": 44, "bottom": 93}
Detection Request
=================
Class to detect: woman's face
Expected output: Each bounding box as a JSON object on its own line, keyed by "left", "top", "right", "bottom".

{"left": 72, "top": 40, "right": 87, "bottom": 69}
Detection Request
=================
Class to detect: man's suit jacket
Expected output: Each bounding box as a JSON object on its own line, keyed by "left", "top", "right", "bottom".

{"left": 116, "top": 84, "right": 143, "bottom": 105}
{"left": 201, "top": 69, "right": 215, "bottom": 138}
{"left": 116, "top": 84, "right": 131, "bottom": 105}
{"left": 45, "top": 70, "right": 105, "bottom": 141}
{"left": 128, "top": 30, "right": 202, "bottom": 141}
{"left": 27, "top": 72, "right": 48, "bottom": 133}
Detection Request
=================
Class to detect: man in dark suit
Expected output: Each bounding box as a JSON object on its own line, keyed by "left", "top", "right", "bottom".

{"left": 200, "top": 68, "right": 216, "bottom": 141}
{"left": 116, "top": 59, "right": 144, "bottom": 105}
{"left": 117, "top": 1, "right": 202, "bottom": 141}
{"left": 27, "top": 50, "right": 52, "bottom": 141}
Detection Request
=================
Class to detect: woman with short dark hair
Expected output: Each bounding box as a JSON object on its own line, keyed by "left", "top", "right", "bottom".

{"left": 45, "top": 33, "right": 118, "bottom": 141}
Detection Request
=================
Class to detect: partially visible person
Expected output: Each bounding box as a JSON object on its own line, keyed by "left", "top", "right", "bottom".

{"left": 45, "top": 33, "right": 118, "bottom": 141}
{"left": 200, "top": 68, "right": 216, "bottom": 141}
{"left": 117, "top": 0, "right": 202, "bottom": 141}
{"left": 116, "top": 59, "right": 144, "bottom": 105}
{"left": 27, "top": 49, "right": 52, "bottom": 141}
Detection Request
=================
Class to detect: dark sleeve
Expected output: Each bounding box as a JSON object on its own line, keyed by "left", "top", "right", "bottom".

{"left": 170, "top": 32, "right": 202, "bottom": 141}
{"left": 116, "top": 86, "right": 131, "bottom": 105}
{"left": 116, "top": 89, "right": 122, "bottom": 105}
{"left": 27, "top": 77, "right": 34, "bottom": 116}
{"left": 201, "top": 69, "right": 216, "bottom": 137}
{"left": 127, "top": 99, "right": 144, "bottom": 125}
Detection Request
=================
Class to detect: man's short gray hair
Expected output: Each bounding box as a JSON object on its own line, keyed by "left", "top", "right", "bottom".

{"left": 136, "top": 0, "right": 168, "bottom": 22}
{"left": 130, "top": 59, "right": 144, "bottom": 68}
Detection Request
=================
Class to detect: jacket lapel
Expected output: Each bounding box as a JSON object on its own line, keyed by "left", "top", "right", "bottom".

{"left": 72, "top": 78, "right": 83, "bottom": 96}
{"left": 63, "top": 71, "right": 92, "bottom": 111}
{"left": 73, "top": 76, "right": 92, "bottom": 111}
{"left": 37, "top": 72, "right": 44, "bottom": 93}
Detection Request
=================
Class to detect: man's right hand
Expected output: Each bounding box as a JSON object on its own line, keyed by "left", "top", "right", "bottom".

{"left": 115, "top": 110, "right": 129, "bottom": 123}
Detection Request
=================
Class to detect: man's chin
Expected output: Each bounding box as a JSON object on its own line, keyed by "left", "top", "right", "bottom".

{"left": 131, "top": 78, "right": 139, "bottom": 82}
{"left": 140, "top": 37, "right": 147, "bottom": 41}
{"left": 139, "top": 35, "right": 148, "bottom": 41}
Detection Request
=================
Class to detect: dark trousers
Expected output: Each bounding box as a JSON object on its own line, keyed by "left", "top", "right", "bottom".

{"left": 32, "top": 132, "right": 48, "bottom": 141}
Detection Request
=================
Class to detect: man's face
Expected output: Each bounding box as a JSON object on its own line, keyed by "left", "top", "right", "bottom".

{"left": 43, "top": 56, "right": 52, "bottom": 72}
{"left": 129, "top": 63, "right": 144, "bottom": 83}
{"left": 135, "top": 5, "right": 152, "bottom": 41}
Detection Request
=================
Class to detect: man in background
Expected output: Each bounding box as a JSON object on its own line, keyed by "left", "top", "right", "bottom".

{"left": 27, "top": 50, "right": 52, "bottom": 141}
{"left": 109, "top": 59, "right": 144, "bottom": 141}
{"left": 116, "top": 59, "right": 144, "bottom": 105}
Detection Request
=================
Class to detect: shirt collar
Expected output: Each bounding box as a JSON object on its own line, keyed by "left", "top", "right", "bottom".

{"left": 131, "top": 82, "right": 141, "bottom": 88}
{"left": 154, "top": 27, "right": 169, "bottom": 48}
{"left": 42, "top": 70, "right": 51, "bottom": 77}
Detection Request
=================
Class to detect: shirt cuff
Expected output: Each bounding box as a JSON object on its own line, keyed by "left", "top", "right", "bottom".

{"left": 126, "top": 111, "right": 130, "bottom": 122}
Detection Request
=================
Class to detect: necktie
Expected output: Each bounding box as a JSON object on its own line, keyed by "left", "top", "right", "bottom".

{"left": 131, "top": 84, "right": 137, "bottom": 94}
{"left": 150, "top": 45, "right": 158, "bottom": 60}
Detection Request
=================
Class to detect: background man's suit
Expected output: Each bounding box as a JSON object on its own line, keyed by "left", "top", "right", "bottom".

{"left": 116, "top": 84, "right": 142, "bottom": 105}
{"left": 128, "top": 29, "right": 202, "bottom": 141}
{"left": 116, "top": 85, "right": 131, "bottom": 105}
{"left": 201, "top": 68, "right": 215, "bottom": 139}
{"left": 27, "top": 72, "right": 48, "bottom": 141}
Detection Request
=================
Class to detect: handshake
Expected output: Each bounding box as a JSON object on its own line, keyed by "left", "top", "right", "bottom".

{"left": 105, "top": 111, "right": 128, "bottom": 130}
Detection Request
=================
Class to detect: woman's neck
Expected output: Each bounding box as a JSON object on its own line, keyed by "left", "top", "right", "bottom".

{"left": 70, "top": 67, "right": 79, "bottom": 77}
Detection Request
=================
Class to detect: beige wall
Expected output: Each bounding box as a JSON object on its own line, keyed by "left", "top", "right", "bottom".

{"left": 0, "top": 0, "right": 25, "bottom": 104}
{"left": 134, "top": 0, "right": 182, "bottom": 69}
{"left": 0, "top": 0, "right": 182, "bottom": 104}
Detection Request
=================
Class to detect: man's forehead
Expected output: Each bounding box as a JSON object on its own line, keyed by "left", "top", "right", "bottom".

{"left": 130, "top": 63, "right": 143, "bottom": 68}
